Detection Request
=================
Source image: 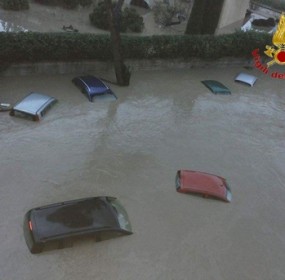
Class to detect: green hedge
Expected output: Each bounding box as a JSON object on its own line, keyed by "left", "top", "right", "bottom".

{"left": 0, "top": 31, "right": 271, "bottom": 64}
{"left": 89, "top": 2, "right": 144, "bottom": 33}
{"left": 2, "top": 0, "right": 29, "bottom": 10}
{"left": 34, "top": 0, "right": 92, "bottom": 8}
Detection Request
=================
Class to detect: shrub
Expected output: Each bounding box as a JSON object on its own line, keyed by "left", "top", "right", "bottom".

{"left": 61, "top": 0, "right": 79, "bottom": 9}
{"left": 0, "top": 31, "right": 272, "bottom": 66}
{"left": 33, "top": 0, "right": 58, "bottom": 5}
{"left": 121, "top": 7, "right": 144, "bottom": 32}
{"left": 153, "top": 2, "right": 178, "bottom": 26}
{"left": 89, "top": 1, "right": 110, "bottom": 30}
{"left": 79, "top": 0, "right": 92, "bottom": 7}
{"left": 89, "top": 2, "right": 144, "bottom": 33}
{"left": 2, "top": 0, "right": 29, "bottom": 10}
{"left": 34, "top": 0, "right": 91, "bottom": 8}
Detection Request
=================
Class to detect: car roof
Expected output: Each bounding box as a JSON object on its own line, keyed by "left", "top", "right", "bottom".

{"left": 201, "top": 80, "right": 231, "bottom": 94}
{"left": 13, "top": 92, "right": 56, "bottom": 115}
{"left": 235, "top": 72, "right": 257, "bottom": 87}
{"left": 76, "top": 75, "right": 108, "bottom": 90}
{"left": 177, "top": 170, "right": 232, "bottom": 202}
{"left": 30, "top": 197, "right": 119, "bottom": 241}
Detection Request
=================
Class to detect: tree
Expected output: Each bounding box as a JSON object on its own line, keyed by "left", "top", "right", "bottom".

{"left": 105, "top": 0, "right": 131, "bottom": 86}
{"left": 185, "top": 0, "right": 225, "bottom": 35}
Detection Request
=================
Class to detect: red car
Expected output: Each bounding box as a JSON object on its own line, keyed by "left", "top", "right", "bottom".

{"left": 176, "top": 170, "right": 232, "bottom": 202}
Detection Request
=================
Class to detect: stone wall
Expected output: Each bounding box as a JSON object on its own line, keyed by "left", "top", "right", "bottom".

{"left": 1, "top": 58, "right": 252, "bottom": 77}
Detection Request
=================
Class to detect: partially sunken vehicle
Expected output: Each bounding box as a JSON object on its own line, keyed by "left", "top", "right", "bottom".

{"left": 176, "top": 170, "right": 232, "bottom": 202}
{"left": 72, "top": 75, "right": 117, "bottom": 102}
{"left": 23, "top": 196, "right": 132, "bottom": 254}
{"left": 10, "top": 92, "right": 57, "bottom": 121}
{"left": 201, "top": 80, "right": 231, "bottom": 94}
{"left": 235, "top": 72, "right": 257, "bottom": 87}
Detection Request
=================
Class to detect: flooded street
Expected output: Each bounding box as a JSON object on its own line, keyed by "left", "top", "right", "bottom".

{"left": 0, "top": 67, "right": 285, "bottom": 280}
{"left": 0, "top": 2, "right": 186, "bottom": 34}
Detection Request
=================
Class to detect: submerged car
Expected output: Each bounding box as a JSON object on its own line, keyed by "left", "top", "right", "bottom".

{"left": 72, "top": 75, "right": 117, "bottom": 102}
{"left": 176, "top": 170, "right": 232, "bottom": 202}
{"left": 201, "top": 80, "right": 231, "bottom": 94}
{"left": 10, "top": 92, "right": 57, "bottom": 121}
{"left": 0, "top": 103, "right": 12, "bottom": 112}
{"left": 23, "top": 196, "right": 132, "bottom": 254}
{"left": 235, "top": 72, "right": 257, "bottom": 87}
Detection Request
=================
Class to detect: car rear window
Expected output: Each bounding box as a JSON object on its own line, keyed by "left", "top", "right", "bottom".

{"left": 32, "top": 198, "right": 119, "bottom": 241}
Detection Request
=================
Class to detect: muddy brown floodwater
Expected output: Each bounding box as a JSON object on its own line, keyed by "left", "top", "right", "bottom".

{"left": 0, "top": 66, "right": 285, "bottom": 280}
{"left": 0, "top": 2, "right": 187, "bottom": 34}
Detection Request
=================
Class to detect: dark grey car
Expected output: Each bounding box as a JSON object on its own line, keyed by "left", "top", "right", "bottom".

{"left": 23, "top": 196, "right": 132, "bottom": 254}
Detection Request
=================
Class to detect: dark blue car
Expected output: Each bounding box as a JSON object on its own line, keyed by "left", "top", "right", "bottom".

{"left": 72, "top": 75, "right": 117, "bottom": 102}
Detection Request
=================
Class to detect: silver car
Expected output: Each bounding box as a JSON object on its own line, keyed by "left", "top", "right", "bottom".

{"left": 10, "top": 92, "right": 57, "bottom": 121}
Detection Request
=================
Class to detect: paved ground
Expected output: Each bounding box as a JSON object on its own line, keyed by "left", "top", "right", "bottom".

{"left": 0, "top": 66, "right": 285, "bottom": 280}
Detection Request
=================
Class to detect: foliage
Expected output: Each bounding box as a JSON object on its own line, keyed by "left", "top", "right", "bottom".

{"left": 0, "top": 31, "right": 271, "bottom": 64}
{"left": 122, "top": 7, "right": 144, "bottom": 32}
{"left": 33, "top": 0, "right": 92, "bottom": 8}
{"left": 79, "top": 0, "right": 92, "bottom": 7}
{"left": 89, "top": 1, "right": 110, "bottom": 30}
{"left": 89, "top": 2, "right": 144, "bottom": 33}
{"left": 34, "top": 0, "right": 58, "bottom": 5}
{"left": 152, "top": 2, "right": 178, "bottom": 26}
{"left": 2, "top": 0, "right": 29, "bottom": 10}
{"left": 61, "top": 0, "right": 79, "bottom": 9}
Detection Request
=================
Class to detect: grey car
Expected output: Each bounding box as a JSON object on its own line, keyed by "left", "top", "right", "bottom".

{"left": 10, "top": 92, "right": 57, "bottom": 121}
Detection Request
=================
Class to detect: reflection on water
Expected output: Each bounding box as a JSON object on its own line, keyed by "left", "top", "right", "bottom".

{"left": 0, "top": 19, "right": 28, "bottom": 32}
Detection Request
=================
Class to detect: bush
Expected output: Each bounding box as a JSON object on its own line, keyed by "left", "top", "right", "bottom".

{"left": 34, "top": 0, "right": 56, "bottom": 5}
{"left": 79, "top": 0, "right": 92, "bottom": 7}
{"left": 89, "top": 1, "right": 110, "bottom": 30}
{"left": 34, "top": 0, "right": 92, "bottom": 8}
{"left": 122, "top": 7, "right": 144, "bottom": 32}
{"left": 89, "top": 2, "right": 144, "bottom": 33}
{"left": 0, "top": 31, "right": 272, "bottom": 66}
{"left": 153, "top": 2, "right": 178, "bottom": 26}
{"left": 2, "top": 0, "right": 29, "bottom": 10}
{"left": 60, "top": 0, "right": 79, "bottom": 9}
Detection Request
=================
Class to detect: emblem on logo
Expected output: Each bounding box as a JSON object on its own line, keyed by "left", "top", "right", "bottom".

{"left": 264, "top": 13, "right": 285, "bottom": 67}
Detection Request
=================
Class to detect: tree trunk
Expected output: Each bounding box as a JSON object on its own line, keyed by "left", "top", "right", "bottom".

{"left": 105, "top": 0, "right": 131, "bottom": 86}
{"left": 185, "top": 0, "right": 225, "bottom": 35}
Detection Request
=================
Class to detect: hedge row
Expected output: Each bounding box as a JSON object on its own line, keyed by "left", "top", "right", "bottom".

{"left": 33, "top": 0, "right": 92, "bottom": 9}
{"left": 0, "top": 31, "right": 271, "bottom": 64}
{"left": 2, "top": 0, "right": 29, "bottom": 10}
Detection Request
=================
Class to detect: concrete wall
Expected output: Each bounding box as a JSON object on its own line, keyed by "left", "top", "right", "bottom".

{"left": 216, "top": 0, "right": 250, "bottom": 32}
{"left": 0, "top": 58, "right": 252, "bottom": 77}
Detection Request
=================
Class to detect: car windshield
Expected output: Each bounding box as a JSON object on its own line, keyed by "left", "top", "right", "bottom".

{"left": 109, "top": 199, "right": 132, "bottom": 232}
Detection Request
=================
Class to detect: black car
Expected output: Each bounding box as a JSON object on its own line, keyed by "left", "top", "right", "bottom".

{"left": 72, "top": 75, "right": 117, "bottom": 102}
{"left": 23, "top": 196, "right": 132, "bottom": 254}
